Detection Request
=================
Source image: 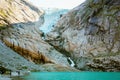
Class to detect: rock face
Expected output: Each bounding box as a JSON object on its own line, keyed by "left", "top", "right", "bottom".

{"left": 0, "top": 0, "right": 72, "bottom": 72}
{"left": 0, "top": 41, "right": 77, "bottom": 72}
{"left": 0, "top": 41, "right": 44, "bottom": 72}
{"left": 46, "top": 0, "right": 120, "bottom": 71}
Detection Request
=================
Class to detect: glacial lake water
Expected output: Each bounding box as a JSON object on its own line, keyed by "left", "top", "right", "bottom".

{"left": 19, "top": 72, "right": 120, "bottom": 80}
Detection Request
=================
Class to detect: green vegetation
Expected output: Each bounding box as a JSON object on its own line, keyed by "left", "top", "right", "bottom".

{"left": 0, "top": 24, "right": 5, "bottom": 27}
{"left": 31, "top": 69, "right": 40, "bottom": 72}
{"left": 0, "top": 9, "right": 8, "bottom": 18}
{"left": 81, "top": 7, "right": 92, "bottom": 24}
{"left": 0, "top": 9, "right": 13, "bottom": 30}
{"left": 95, "top": 52, "right": 120, "bottom": 58}
{"left": 0, "top": 66, "right": 10, "bottom": 74}
{"left": 22, "top": 66, "right": 28, "bottom": 69}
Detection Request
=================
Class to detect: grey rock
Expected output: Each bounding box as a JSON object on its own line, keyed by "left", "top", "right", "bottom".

{"left": 0, "top": 41, "right": 44, "bottom": 71}
{"left": 0, "top": 0, "right": 72, "bottom": 72}
{"left": 46, "top": 0, "right": 120, "bottom": 71}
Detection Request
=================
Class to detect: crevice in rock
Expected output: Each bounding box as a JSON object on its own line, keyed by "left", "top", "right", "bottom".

{"left": 45, "top": 40, "right": 77, "bottom": 68}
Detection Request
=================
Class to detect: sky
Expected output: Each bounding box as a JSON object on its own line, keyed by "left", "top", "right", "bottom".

{"left": 28, "top": 0, "right": 86, "bottom": 9}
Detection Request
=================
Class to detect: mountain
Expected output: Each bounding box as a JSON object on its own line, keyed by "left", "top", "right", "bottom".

{"left": 0, "top": 0, "right": 45, "bottom": 72}
{"left": 0, "top": 0, "right": 77, "bottom": 73}
{"left": 1, "top": 0, "right": 119, "bottom": 73}
{"left": 46, "top": 0, "right": 120, "bottom": 71}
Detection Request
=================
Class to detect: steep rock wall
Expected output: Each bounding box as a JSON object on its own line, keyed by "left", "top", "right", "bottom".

{"left": 0, "top": 0, "right": 69, "bottom": 67}
{"left": 46, "top": 0, "right": 120, "bottom": 71}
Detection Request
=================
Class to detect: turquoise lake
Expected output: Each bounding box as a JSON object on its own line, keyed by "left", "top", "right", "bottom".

{"left": 20, "top": 72, "right": 120, "bottom": 80}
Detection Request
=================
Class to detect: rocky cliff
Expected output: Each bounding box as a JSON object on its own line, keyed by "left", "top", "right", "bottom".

{"left": 46, "top": 0, "right": 120, "bottom": 71}
{"left": 0, "top": 41, "right": 44, "bottom": 72}
{"left": 0, "top": 0, "right": 77, "bottom": 72}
